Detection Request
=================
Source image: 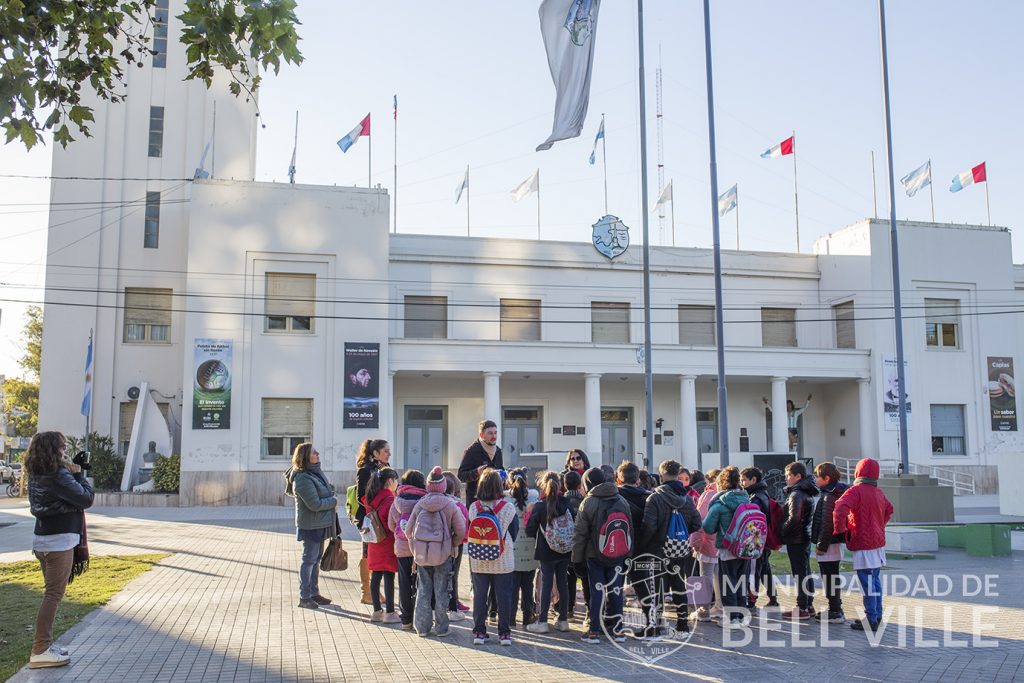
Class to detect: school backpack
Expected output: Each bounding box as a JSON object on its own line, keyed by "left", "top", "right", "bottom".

{"left": 596, "top": 499, "right": 633, "bottom": 562}
{"left": 410, "top": 506, "right": 453, "bottom": 567}
{"left": 359, "top": 497, "right": 388, "bottom": 544}
{"left": 663, "top": 507, "right": 691, "bottom": 559}
{"left": 540, "top": 505, "right": 576, "bottom": 555}
{"left": 467, "top": 500, "right": 508, "bottom": 561}
{"left": 345, "top": 484, "right": 359, "bottom": 521}
{"left": 765, "top": 497, "right": 785, "bottom": 551}
{"left": 394, "top": 505, "right": 414, "bottom": 544}
{"left": 722, "top": 502, "right": 768, "bottom": 560}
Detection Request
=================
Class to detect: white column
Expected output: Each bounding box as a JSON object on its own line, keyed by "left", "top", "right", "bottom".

{"left": 771, "top": 376, "right": 789, "bottom": 453}
{"left": 584, "top": 373, "right": 603, "bottom": 465}
{"left": 680, "top": 375, "right": 698, "bottom": 469}
{"left": 857, "top": 377, "right": 874, "bottom": 458}
{"left": 483, "top": 371, "right": 502, "bottom": 435}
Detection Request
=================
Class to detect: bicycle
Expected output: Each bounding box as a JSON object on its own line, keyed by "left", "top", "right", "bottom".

{"left": 6, "top": 474, "right": 23, "bottom": 497}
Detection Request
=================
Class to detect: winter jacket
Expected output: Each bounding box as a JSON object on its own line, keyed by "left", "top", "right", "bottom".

{"left": 571, "top": 482, "right": 632, "bottom": 566}
{"left": 833, "top": 458, "right": 893, "bottom": 552}
{"left": 510, "top": 500, "right": 539, "bottom": 572}
{"left": 525, "top": 497, "right": 574, "bottom": 562}
{"left": 690, "top": 482, "right": 719, "bottom": 559}
{"left": 451, "top": 495, "right": 470, "bottom": 545}
{"left": 618, "top": 484, "right": 650, "bottom": 547}
{"left": 638, "top": 480, "right": 702, "bottom": 555}
{"left": 780, "top": 475, "right": 819, "bottom": 545}
{"left": 354, "top": 460, "right": 382, "bottom": 526}
{"left": 406, "top": 491, "right": 468, "bottom": 566}
{"left": 701, "top": 488, "right": 749, "bottom": 549}
{"left": 745, "top": 481, "right": 772, "bottom": 519}
{"left": 812, "top": 480, "right": 850, "bottom": 552}
{"left": 287, "top": 466, "right": 337, "bottom": 531}
{"left": 29, "top": 467, "right": 94, "bottom": 536}
{"left": 565, "top": 490, "right": 584, "bottom": 518}
{"left": 689, "top": 470, "right": 708, "bottom": 496}
{"left": 387, "top": 484, "right": 427, "bottom": 558}
{"left": 468, "top": 497, "right": 519, "bottom": 574}
{"left": 457, "top": 440, "right": 503, "bottom": 506}
{"left": 364, "top": 487, "right": 398, "bottom": 572}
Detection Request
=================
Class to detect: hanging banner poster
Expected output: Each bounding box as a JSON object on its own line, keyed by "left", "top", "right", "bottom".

{"left": 192, "top": 338, "right": 232, "bottom": 429}
{"left": 987, "top": 356, "right": 1017, "bottom": 431}
{"left": 882, "top": 356, "right": 911, "bottom": 431}
{"left": 344, "top": 342, "right": 380, "bottom": 429}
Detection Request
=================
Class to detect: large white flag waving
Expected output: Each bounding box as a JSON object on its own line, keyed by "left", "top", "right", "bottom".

{"left": 511, "top": 169, "right": 540, "bottom": 202}
{"left": 536, "top": 0, "right": 603, "bottom": 151}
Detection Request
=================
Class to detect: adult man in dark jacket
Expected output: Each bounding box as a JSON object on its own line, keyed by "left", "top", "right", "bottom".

{"left": 637, "top": 460, "right": 702, "bottom": 634}
{"left": 741, "top": 467, "right": 779, "bottom": 608}
{"left": 457, "top": 419, "right": 503, "bottom": 507}
{"left": 780, "top": 461, "right": 819, "bottom": 619}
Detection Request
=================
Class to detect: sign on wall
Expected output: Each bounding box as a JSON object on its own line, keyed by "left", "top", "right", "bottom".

{"left": 192, "top": 338, "right": 232, "bottom": 429}
{"left": 987, "top": 356, "right": 1017, "bottom": 431}
{"left": 882, "top": 356, "right": 911, "bottom": 431}
{"left": 344, "top": 342, "right": 380, "bottom": 429}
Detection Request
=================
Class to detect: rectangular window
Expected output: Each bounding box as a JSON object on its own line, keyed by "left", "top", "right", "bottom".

{"left": 930, "top": 404, "right": 966, "bottom": 455}
{"left": 761, "top": 307, "right": 797, "bottom": 347}
{"left": 833, "top": 300, "right": 855, "bottom": 349}
{"left": 153, "top": 0, "right": 169, "bottom": 68}
{"left": 925, "top": 298, "right": 960, "bottom": 349}
{"left": 591, "top": 301, "right": 629, "bottom": 343}
{"left": 148, "top": 106, "right": 164, "bottom": 157}
{"left": 678, "top": 304, "right": 715, "bottom": 345}
{"left": 123, "top": 288, "right": 172, "bottom": 343}
{"left": 119, "top": 401, "right": 170, "bottom": 456}
{"left": 500, "top": 298, "right": 541, "bottom": 341}
{"left": 144, "top": 191, "right": 160, "bottom": 248}
{"left": 404, "top": 295, "right": 448, "bottom": 339}
{"left": 262, "top": 398, "right": 313, "bottom": 458}
{"left": 265, "top": 273, "right": 315, "bottom": 333}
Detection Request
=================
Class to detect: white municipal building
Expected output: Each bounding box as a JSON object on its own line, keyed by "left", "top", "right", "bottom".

{"left": 37, "top": 3, "right": 1024, "bottom": 506}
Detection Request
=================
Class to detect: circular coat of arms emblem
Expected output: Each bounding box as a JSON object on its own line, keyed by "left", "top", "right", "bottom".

{"left": 592, "top": 214, "right": 630, "bottom": 259}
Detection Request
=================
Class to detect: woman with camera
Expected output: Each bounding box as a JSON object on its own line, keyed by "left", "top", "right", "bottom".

{"left": 284, "top": 442, "right": 338, "bottom": 609}
{"left": 25, "top": 431, "right": 95, "bottom": 669}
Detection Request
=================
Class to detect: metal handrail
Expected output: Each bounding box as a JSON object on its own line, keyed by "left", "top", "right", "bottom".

{"left": 832, "top": 456, "right": 975, "bottom": 496}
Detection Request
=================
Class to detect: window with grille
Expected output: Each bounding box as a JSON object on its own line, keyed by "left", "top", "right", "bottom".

{"left": 153, "top": 0, "right": 169, "bottom": 68}
{"left": 265, "top": 273, "right": 315, "bottom": 333}
{"left": 119, "top": 401, "right": 170, "bottom": 456}
{"left": 925, "top": 298, "right": 960, "bottom": 349}
{"left": 761, "top": 307, "right": 797, "bottom": 347}
{"left": 930, "top": 404, "right": 965, "bottom": 455}
{"left": 123, "top": 288, "right": 172, "bottom": 343}
{"left": 262, "top": 398, "right": 313, "bottom": 458}
{"left": 500, "top": 298, "right": 541, "bottom": 341}
{"left": 591, "top": 302, "right": 629, "bottom": 343}
{"left": 144, "top": 191, "right": 160, "bottom": 248}
{"left": 833, "top": 300, "right": 855, "bottom": 349}
{"left": 148, "top": 106, "right": 164, "bottom": 157}
{"left": 678, "top": 305, "right": 715, "bottom": 345}
{"left": 404, "top": 295, "right": 447, "bottom": 339}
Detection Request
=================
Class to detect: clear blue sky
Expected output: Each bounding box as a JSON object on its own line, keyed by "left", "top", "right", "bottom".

{"left": 1, "top": 0, "right": 1021, "bottom": 377}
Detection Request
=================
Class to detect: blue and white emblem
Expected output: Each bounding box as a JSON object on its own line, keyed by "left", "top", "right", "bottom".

{"left": 592, "top": 214, "right": 629, "bottom": 259}
{"left": 564, "top": 0, "right": 596, "bottom": 46}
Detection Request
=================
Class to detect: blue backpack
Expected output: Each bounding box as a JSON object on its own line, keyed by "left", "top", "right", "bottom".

{"left": 664, "top": 508, "right": 691, "bottom": 558}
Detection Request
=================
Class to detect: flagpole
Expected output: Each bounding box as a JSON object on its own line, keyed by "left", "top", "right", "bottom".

{"left": 871, "top": 151, "right": 878, "bottom": 219}
{"left": 928, "top": 159, "right": 935, "bottom": 222}
{"left": 84, "top": 329, "right": 92, "bottom": 456}
{"left": 792, "top": 129, "right": 800, "bottom": 252}
{"left": 670, "top": 188, "right": 676, "bottom": 247}
{"left": 736, "top": 186, "right": 740, "bottom": 250}
{"left": 637, "top": 0, "right": 655, "bottom": 469}
{"left": 878, "top": 0, "right": 909, "bottom": 475}
{"left": 985, "top": 175, "right": 991, "bottom": 226}
{"left": 394, "top": 100, "right": 398, "bottom": 233}
{"left": 602, "top": 114, "right": 609, "bottom": 215}
{"left": 368, "top": 115, "right": 372, "bottom": 188}
{"left": 466, "top": 167, "right": 471, "bottom": 237}
{"left": 289, "top": 111, "right": 298, "bottom": 184}
{"left": 701, "top": 0, "right": 729, "bottom": 467}
{"left": 537, "top": 170, "right": 541, "bottom": 240}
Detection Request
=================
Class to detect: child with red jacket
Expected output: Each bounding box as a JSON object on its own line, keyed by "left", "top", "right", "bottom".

{"left": 833, "top": 458, "right": 894, "bottom": 632}
{"left": 362, "top": 468, "right": 400, "bottom": 623}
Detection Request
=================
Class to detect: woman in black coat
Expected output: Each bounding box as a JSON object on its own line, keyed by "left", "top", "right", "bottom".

{"left": 355, "top": 438, "right": 391, "bottom": 605}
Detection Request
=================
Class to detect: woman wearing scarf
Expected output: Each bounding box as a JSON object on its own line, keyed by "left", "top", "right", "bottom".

{"left": 26, "top": 431, "right": 94, "bottom": 669}
{"left": 285, "top": 442, "right": 338, "bottom": 610}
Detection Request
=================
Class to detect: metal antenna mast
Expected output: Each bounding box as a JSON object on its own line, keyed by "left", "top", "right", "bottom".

{"left": 655, "top": 45, "right": 667, "bottom": 245}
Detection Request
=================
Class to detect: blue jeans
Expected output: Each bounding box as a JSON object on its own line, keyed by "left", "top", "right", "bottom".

{"left": 539, "top": 560, "right": 570, "bottom": 622}
{"left": 415, "top": 564, "right": 451, "bottom": 635}
{"left": 586, "top": 559, "right": 625, "bottom": 635}
{"left": 857, "top": 567, "right": 883, "bottom": 623}
{"left": 472, "top": 572, "right": 512, "bottom": 635}
{"left": 299, "top": 538, "right": 323, "bottom": 600}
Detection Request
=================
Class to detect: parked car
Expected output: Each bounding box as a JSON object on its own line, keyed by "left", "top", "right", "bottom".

{"left": 0, "top": 460, "right": 12, "bottom": 483}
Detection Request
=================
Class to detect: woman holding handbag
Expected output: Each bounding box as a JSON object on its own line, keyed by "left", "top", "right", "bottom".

{"left": 285, "top": 442, "right": 338, "bottom": 610}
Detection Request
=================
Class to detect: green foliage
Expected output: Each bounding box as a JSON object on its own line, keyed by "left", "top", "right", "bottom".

{"left": 18, "top": 305, "right": 42, "bottom": 380}
{"left": 1, "top": 376, "right": 38, "bottom": 437}
{"left": 66, "top": 432, "right": 122, "bottom": 491}
{"left": 152, "top": 453, "right": 180, "bottom": 493}
{"left": 1, "top": 0, "right": 303, "bottom": 149}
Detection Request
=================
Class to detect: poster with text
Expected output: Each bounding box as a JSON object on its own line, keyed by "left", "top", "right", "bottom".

{"left": 344, "top": 342, "right": 380, "bottom": 429}
{"left": 192, "top": 338, "right": 232, "bottom": 429}
{"left": 882, "top": 356, "right": 911, "bottom": 431}
{"left": 987, "top": 356, "right": 1017, "bottom": 431}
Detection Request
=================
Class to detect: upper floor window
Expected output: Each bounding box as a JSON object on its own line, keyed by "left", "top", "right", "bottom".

{"left": 833, "top": 300, "right": 855, "bottom": 349}
{"left": 591, "top": 302, "right": 629, "bottom": 344}
{"left": 261, "top": 398, "right": 312, "bottom": 458}
{"left": 404, "top": 295, "right": 447, "bottom": 339}
{"left": 678, "top": 304, "right": 715, "bottom": 346}
{"left": 500, "top": 298, "right": 541, "bottom": 341}
{"left": 124, "top": 288, "right": 172, "bottom": 343}
{"left": 148, "top": 106, "right": 164, "bottom": 157}
{"left": 265, "top": 273, "right": 315, "bottom": 333}
{"left": 152, "top": 0, "right": 169, "bottom": 68}
{"left": 144, "top": 191, "right": 160, "bottom": 248}
{"left": 761, "top": 307, "right": 796, "bottom": 347}
{"left": 925, "top": 298, "right": 960, "bottom": 349}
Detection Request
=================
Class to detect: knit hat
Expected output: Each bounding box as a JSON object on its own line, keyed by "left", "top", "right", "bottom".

{"left": 582, "top": 466, "right": 605, "bottom": 492}
{"left": 426, "top": 466, "right": 447, "bottom": 493}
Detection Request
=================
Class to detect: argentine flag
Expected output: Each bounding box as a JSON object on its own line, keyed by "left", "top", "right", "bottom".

{"left": 588, "top": 117, "right": 605, "bottom": 165}
{"left": 718, "top": 184, "right": 738, "bottom": 216}
{"left": 900, "top": 161, "right": 931, "bottom": 197}
{"left": 81, "top": 334, "right": 93, "bottom": 417}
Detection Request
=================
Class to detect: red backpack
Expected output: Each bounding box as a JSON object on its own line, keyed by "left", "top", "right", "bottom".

{"left": 595, "top": 499, "right": 633, "bottom": 562}
{"left": 766, "top": 498, "right": 785, "bottom": 551}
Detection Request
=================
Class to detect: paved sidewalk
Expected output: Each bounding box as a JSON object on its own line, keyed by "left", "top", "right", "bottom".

{"left": 2, "top": 499, "right": 1023, "bottom": 682}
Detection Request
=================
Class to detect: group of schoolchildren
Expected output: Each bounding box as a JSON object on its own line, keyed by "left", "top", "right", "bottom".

{"left": 352, "top": 437, "right": 894, "bottom": 646}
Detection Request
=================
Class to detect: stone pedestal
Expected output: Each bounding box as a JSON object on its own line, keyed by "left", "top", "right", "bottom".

{"left": 878, "top": 475, "right": 955, "bottom": 523}
{"left": 884, "top": 527, "right": 939, "bottom": 553}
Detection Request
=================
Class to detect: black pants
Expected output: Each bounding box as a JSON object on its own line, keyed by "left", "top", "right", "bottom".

{"left": 448, "top": 545, "right": 464, "bottom": 611}
{"left": 397, "top": 556, "right": 417, "bottom": 625}
{"left": 635, "top": 556, "right": 693, "bottom": 627}
{"left": 567, "top": 562, "right": 590, "bottom": 615}
{"left": 819, "top": 560, "right": 843, "bottom": 613}
{"left": 754, "top": 549, "right": 777, "bottom": 602}
{"left": 370, "top": 571, "right": 395, "bottom": 612}
{"left": 719, "top": 558, "right": 750, "bottom": 613}
{"left": 787, "top": 543, "right": 813, "bottom": 610}
{"left": 510, "top": 570, "right": 536, "bottom": 624}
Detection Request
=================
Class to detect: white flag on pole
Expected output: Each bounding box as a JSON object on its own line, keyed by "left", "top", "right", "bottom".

{"left": 455, "top": 166, "right": 469, "bottom": 204}
{"left": 718, "top": 184, "right": 738, "bottom": 216}
{"left": 536, "top": 0, "right": 603, "bottom": 151}
{"left": 652, "top": 179, "right": 672, "bottom": 212}
{"left": 511, "top": 169, "right": 540, "bottom": 202}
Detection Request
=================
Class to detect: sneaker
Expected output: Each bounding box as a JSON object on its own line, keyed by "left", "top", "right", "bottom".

{"left": 554, "top": 620, "right": 571, "bottom": 632}
{"left": 370, "top": 610, "right": 384, "bottom": 622}
{"left": 526, "top": 622, "right": 550, "bottom": 634}
{"left": 799, "top": 609, "right": 816, "bottom": 620}
{"left": 29, "top": 647, "right": 70, "bottom": 669}
{"left": 383, "top": 612, "right": 401, "bottom": 624}
{"left": 417, "top": 630, "right": 430, "bottom": 638}
{"left": 297, "top": 599, "right": 318, "bottom": 610}
{"left": 499, "top": 632, "right": 512, "bottom": 646}
{"left": 457, "top": 601, "right": 470, "bottom": 612}
{"left": 312, "top": 594, "right": 332, "bottom": 605}
{"left": 612, "top": 632, "right": 627, "bottom": 643}
{"left": 781, "top": 608, "right": 811, "bottom": 621}
{"left": 435, "top": 628, "right": 451, "bottom": 638}
{"left": 580, "top": 632, "right": 601, "bottom": 644}
{"left": 850, "top": 620, "right": 868, "bottom": 631}
{"left": 695, "top": 607, "right": 712, "bottom": 622}
{"left": 401, "top": 622, "right": 414, "bottom": 631}
{"left": 447, "top": 610, "right": 464, "bottom": 622}
{"left": 828, "top": 610, "right": 846, "bottom": 624}
{"left": 814, "top": 610, "right": 826, "bottom": 621}
{"left": 473, "top": 631, "right": 489, "bottom": 645}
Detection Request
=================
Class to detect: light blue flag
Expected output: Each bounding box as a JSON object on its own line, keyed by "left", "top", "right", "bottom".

{"left": 588, "top": 116, "right": 605, "bottom": 165}
{"left": 81, "top": 333, "right": 93, "bottom": 417}
{"left": 900, "top": 160, "right": 931, "bottom": 197}
{"left": 718, "top": 184, "right": 738, "bottom": 216}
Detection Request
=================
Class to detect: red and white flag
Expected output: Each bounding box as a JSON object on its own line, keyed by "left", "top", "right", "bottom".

{"left": 761, "top": 135, "right": 794, "bottom": 158}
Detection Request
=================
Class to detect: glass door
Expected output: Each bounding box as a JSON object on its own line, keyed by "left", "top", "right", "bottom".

{"left": 404, "top": 405, "right": 447, "bottom": 471}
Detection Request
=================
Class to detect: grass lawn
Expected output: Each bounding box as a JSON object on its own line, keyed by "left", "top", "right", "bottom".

{"left": 0, "top": 554, "right": 168, "bottom": 680}
{"left": 768, "top": 550, "right": 858, "bottom": 576}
